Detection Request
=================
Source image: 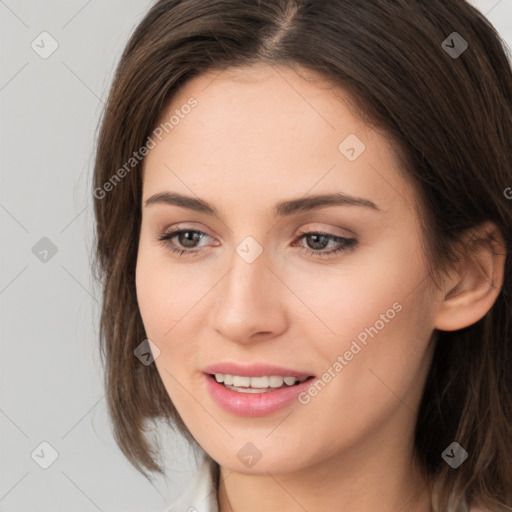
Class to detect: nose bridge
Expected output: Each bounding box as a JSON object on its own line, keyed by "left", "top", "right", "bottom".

{"left": 222, "top": 238, "right": 271, "bottom": 313}
{"left": 210, "top": 236, "right": 286, "bottom": 341}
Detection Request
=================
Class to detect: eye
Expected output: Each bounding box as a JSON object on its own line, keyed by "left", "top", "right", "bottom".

{"left": 292, "top": 230, "right": 357, "bottom": 257}
{"left": 156, "top": 228, "right": 211, "bottom": 257}
{"left": 155, "top": 228, "right": 357, "bottom": 258}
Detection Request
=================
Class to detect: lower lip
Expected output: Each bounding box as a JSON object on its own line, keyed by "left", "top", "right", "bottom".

{"left": 204, "top": 373, "right": 315, "bottom": 416}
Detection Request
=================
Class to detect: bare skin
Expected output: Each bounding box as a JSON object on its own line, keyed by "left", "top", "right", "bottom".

{"left": 135, "top": 63, "right": 504, "bottom": 512}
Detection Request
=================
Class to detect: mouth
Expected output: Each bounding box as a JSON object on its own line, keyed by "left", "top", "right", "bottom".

{"left": 203, "top": 365, "right": 315, "bottom": 416}
{"left": 207, "top": 373, "right": 315, "bottom": 393}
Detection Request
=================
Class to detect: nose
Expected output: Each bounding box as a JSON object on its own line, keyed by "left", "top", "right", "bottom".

{"left": 209, "top": 243, "right": 288, "bottom": 345}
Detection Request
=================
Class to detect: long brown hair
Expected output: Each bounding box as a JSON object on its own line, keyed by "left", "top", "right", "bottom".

{"left": 92, "top": 1, "right": 512, "bottom": 509}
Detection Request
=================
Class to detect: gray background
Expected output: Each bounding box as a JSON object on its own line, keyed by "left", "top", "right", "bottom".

{"left": 1, "top": 1, "right": 511, "bottom": 511}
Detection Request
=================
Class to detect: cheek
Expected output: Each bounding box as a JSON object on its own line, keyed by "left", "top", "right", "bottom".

{"left": 135, "top": 238, "right": 197, "bottom": 336}
{"left": 302, "top": 274, "right": 434, "bottom": 429}
{"left": 135, "top": 239, "right": 214, "bottom": 379}
{"left": 135, "top": 246, "right": 199, "bottom": 408}
{"left": 135, "top": 250, "right": 167, "bottom": 338}
{"left": 284, "top": 234, "right": 428, "bottom": 354}
{"left": 290, "top": 235, "right": 434, "bottom": 405}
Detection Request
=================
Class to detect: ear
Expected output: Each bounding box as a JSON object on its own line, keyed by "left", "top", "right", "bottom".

{"left": 434, "top": 222, "right": 506, "bottom": 332}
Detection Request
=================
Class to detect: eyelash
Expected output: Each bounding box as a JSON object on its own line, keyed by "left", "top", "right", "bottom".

{"left": 155, "top": 228, "right": 357, "bottom": 258}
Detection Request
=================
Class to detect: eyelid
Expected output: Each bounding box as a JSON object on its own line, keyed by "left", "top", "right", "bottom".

{"left": 159, "top": 222, "right": 216, "bottom": 239}
{"left": 296, "top": 224, "right": 357, "bottom": 239}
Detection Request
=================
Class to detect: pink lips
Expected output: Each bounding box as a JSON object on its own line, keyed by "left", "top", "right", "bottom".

{"left": 202, "top": 362, "right": 315, "bottom": 417}
{"left": 202, "top": 362, "right": 312, "bottom": 378}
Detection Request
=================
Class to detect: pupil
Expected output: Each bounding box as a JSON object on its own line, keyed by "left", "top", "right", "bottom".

{"left": 308, "top": 234, "right": 328, "bottom": 250}
{"left": 180, "top": 231, "right": 200, "bottom": 248}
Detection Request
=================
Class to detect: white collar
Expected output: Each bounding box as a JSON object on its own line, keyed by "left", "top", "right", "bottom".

{"left": 164, "top": 454, "right": 220, "bottom": 512}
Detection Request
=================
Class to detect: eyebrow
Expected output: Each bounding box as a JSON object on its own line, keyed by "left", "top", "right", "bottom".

{"left": 144, "top": 191, "right": 381, "bottom": 217}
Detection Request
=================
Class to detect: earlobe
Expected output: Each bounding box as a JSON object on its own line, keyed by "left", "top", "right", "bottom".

{"left": 434, "top": 222, "right": 506, "bottom": 332}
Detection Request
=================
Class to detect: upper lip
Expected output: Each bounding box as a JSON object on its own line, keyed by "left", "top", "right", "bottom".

{"left": 203, "top": 362, "right": 314, "bottom": 378}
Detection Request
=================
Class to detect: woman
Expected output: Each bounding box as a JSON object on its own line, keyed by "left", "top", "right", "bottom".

{"left": 92, "top": 1, "right": 512, "bottom": 510}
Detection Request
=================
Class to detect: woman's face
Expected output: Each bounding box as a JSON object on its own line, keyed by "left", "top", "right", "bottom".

{"left": 136, "top": 63, "right": 440, "bottom": 475}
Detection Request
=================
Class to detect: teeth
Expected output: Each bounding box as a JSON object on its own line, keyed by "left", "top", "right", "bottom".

{"left": 269, "top": 376, "right": 284, "bottom": 387}
{"left": 213, "top": 373, "right": 309, "bottom": 389}
{"left": 233, "top": 375, "right": 251, "bottom": 387}
{"left": 251, "top": 376, "right": 270, "bottom": 387}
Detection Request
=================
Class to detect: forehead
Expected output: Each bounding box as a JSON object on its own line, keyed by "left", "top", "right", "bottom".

{"left": 142, "top": 63, "right": 414, "bottom": 219}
